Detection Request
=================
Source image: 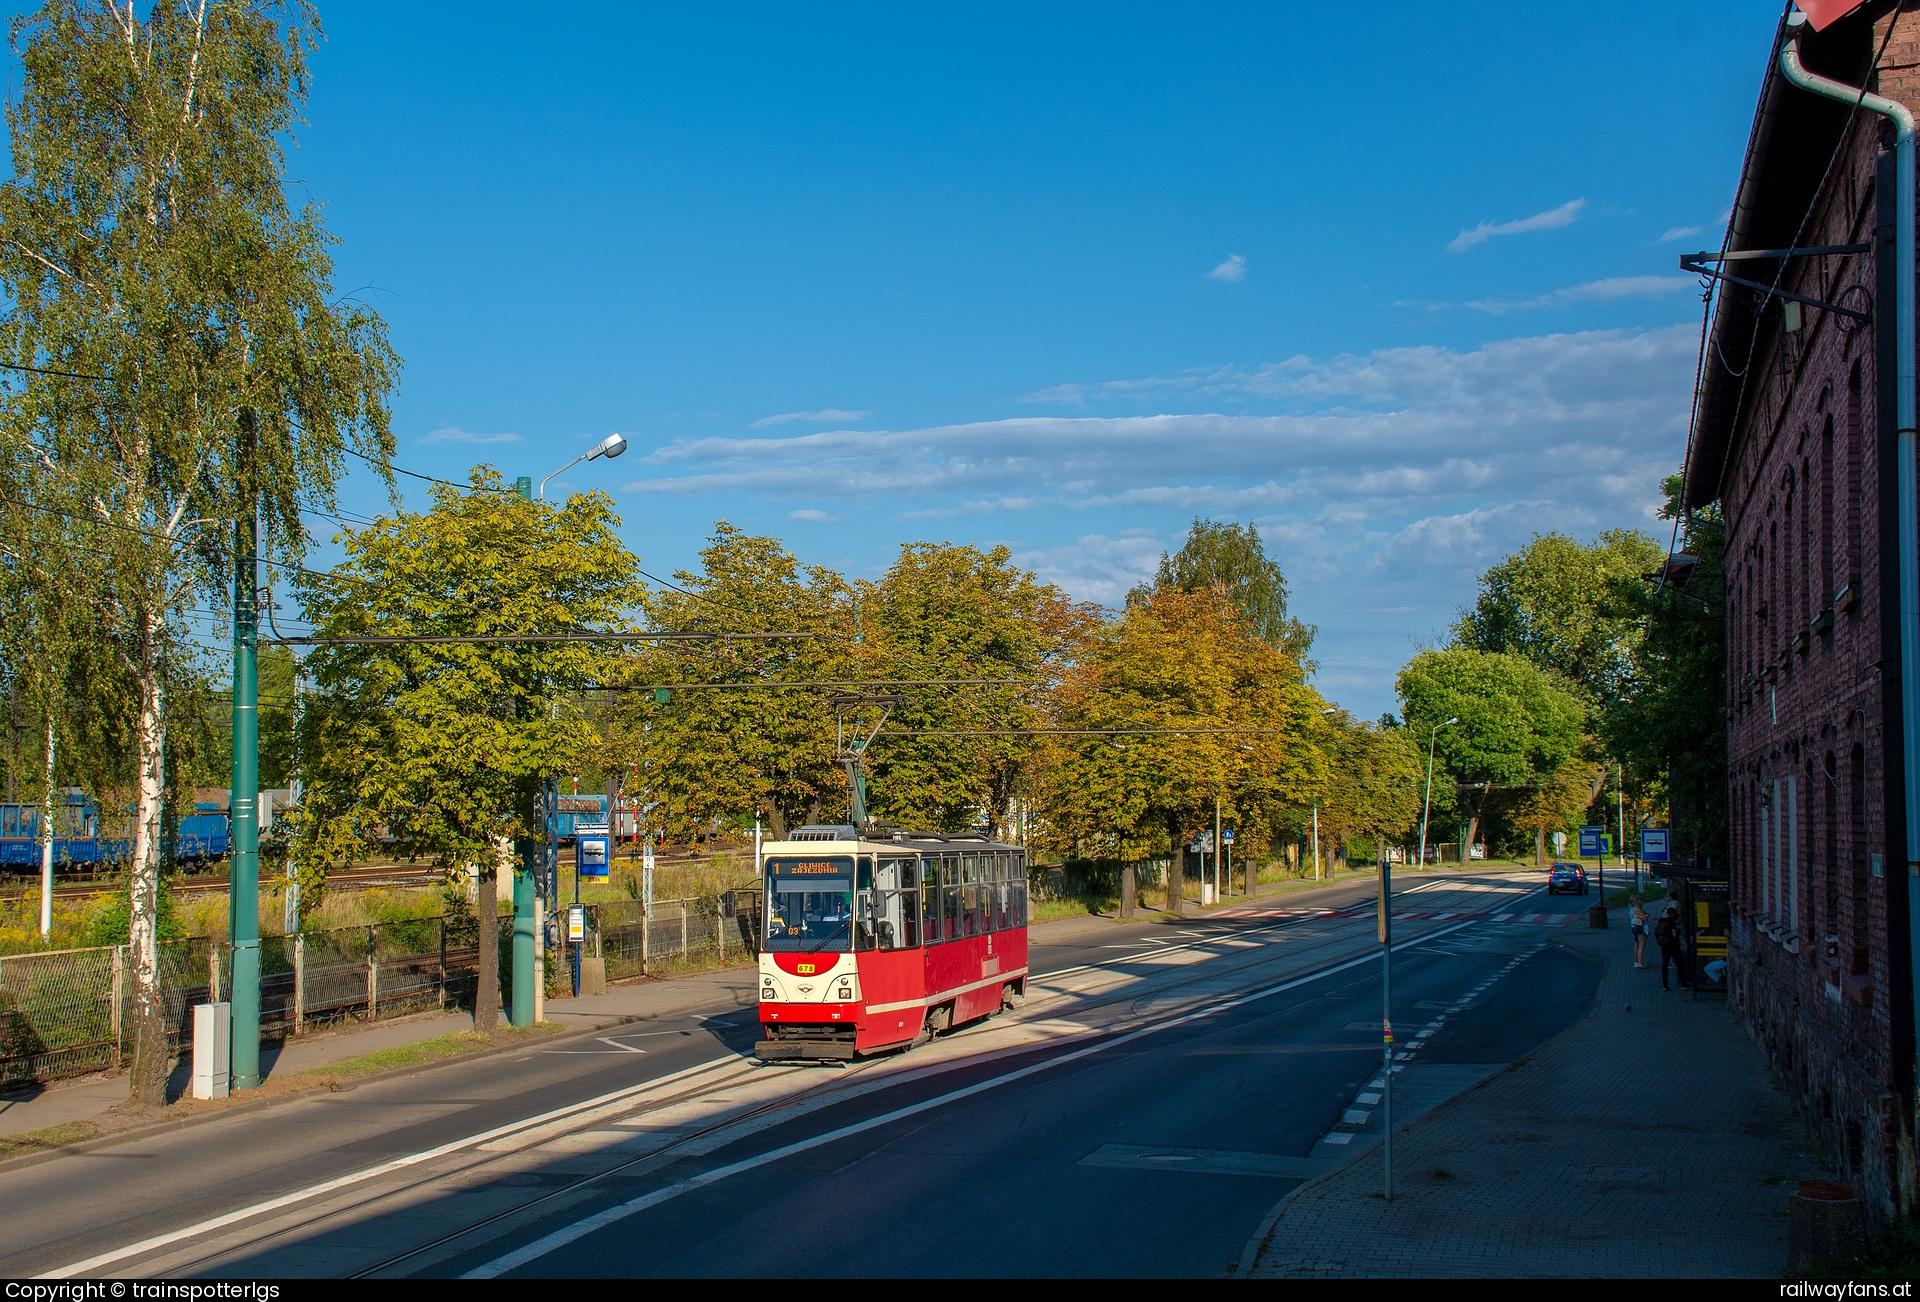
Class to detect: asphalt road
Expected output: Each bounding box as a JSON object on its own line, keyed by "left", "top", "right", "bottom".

{"left": 1, "top": 869, "right": 1605, "bottom": 1280}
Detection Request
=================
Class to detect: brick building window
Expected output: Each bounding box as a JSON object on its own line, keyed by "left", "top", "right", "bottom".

{"left": 1822, "top": 415, "right": 1835, "bottom": 616}
{"left": 1850, "top": 742, "right": 1867, "bottom": 937}
{"left": 1847, "top": 361, "right": 1863, "bottom": 591}
{"left": 1824, "top": 752, "right": 1840, "bottom": 943}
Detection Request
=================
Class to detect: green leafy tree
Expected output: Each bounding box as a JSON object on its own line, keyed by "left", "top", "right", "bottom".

{"left": 864, "top": 543, "right": 1096, "bottom": 835}
{"left": 0, "top": 1, "right": 397, "bottom": 1103}
{"left": 1452, "top": 530, "right": 1662, "bottom": 701}
{"left": 1314, "top": 713, "right": 1422, "bottom": 867}
{"left": 606, "top": 522, "right": 852, "bottom": 841}
{"left": 1396, "top": 648, "right": 1586, "bottom": 855}
{"left": 1035, "top": 587, "right": 1324, "bottom": 914}
{"left": 1130, "top": 518, "right": 1315, "bottom": 665}
{"left": 1508, "top": 757, "right": 1603, "bottom": 866}
{"left": 1602, "top": 478, "right": 1726, "bottom": 866}
{"left": 294, "top": 472, "right": 640, "bottom": 1034}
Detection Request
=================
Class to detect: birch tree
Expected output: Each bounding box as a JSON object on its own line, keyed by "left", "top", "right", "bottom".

{"left": 0, "top": 1, "right": 396, "bottom": 1105}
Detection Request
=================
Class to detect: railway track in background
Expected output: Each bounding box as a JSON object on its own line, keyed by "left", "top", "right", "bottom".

{"left": 0, "top": 845, "right": 740, "bottom": 902}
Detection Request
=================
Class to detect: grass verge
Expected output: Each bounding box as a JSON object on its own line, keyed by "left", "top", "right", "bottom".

{"left": 0, "top": 1022, "right": 559, "bottom": 1164}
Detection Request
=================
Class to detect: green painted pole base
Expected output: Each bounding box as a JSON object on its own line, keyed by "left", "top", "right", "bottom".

{"left": 511, "top": 843, "right": 536, "bottom": 1027}
{"left": 230, "top": 514, "right": 262, "bottom": 1090}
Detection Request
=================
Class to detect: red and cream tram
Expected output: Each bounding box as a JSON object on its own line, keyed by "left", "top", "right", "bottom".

{"left": 755, "top": 826, "right": 1028, "bottom": 1061}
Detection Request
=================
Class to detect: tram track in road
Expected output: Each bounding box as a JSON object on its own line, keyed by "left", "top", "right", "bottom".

{"left": 154, "top": 1050, "right": 885, "bottom": 1282}
{"left": 31, "top": 872, "right": 1550, "bottom": 1280}
{"left": 459, "top": 882, "right": 1556, "bottom": 1280}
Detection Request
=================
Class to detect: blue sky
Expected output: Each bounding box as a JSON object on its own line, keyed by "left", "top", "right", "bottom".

{"left": 188, "top": 3, "right": 1783, "bottom": 716}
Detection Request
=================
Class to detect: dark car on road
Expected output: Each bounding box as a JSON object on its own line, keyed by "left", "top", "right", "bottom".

{"left": 1547, "top": 862, "right": 1588, "bottom": 895}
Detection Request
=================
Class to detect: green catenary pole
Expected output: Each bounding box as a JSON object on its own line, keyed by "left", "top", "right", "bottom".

{"left": 509, "top": 471, "right": 538, "bottom": 1026}
{"left": 230, "top": 514, "right": 262, "bottom": 1089}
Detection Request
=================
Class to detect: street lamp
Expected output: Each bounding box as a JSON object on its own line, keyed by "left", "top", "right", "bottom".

{"left": 506, "top": 431, "right": 630, "bottom": 1030}
{"left": 1417, "top": 716, "right": 1458, "bottom": 872}
{"left": 537, "top": 432, "right": 628, "bottom": 501}
{"left": 1311, "top": 706, "right": 1336, "bottom": 881}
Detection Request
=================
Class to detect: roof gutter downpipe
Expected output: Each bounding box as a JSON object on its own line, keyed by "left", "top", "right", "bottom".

{"left": 1782, "top": 8, "right": 1920, "bottom": 1108}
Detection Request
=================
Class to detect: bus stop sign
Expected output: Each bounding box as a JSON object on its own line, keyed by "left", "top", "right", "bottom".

{"left": 1578, "top": 825, "right": 1606, "bottom": 857}
{"left": 1640, "top": 827, "right": 1670, "bottom": 863}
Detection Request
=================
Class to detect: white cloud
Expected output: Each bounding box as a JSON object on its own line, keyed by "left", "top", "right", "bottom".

{"left": 421, "top": 426, "right": 521, "bottom": 444}
{"left": 1009, "top": 530, "right": 1167, "bottom": 605}
{"left": 624, "top": 325, "right": 1687, "bottom": 718}
{"left": 1207, "top": 254, "right": 1248, "bottom": 282}
{"left": 1467, "top": 275, "right": 1696, "bottom": 314}
{"left": 751, "top": 408, "right": 869, "bottom": 428}
{"left": 626, "top": 327, "right": 1691, "bottom": 511}
{"left": 1658, "top": 226, "right": 1702, "bottom": 243}
{"left": 1447, "top": 198, "right": 1586, "bottom": 253}
{"left": 788, "top": 508, "right": 846, "bottom": 523}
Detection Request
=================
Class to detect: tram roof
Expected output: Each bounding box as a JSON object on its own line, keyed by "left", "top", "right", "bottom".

{"left": 762, "top": 824, "right": 1023, "bottom": 855}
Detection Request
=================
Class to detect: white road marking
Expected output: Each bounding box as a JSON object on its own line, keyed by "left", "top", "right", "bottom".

{"left": 462, "top": 915, "right": 1491, "bottom": 1279}
{"left": 50, "top": 887, "right": 1546, "bottom": 1280}
{"left": 37, "top": 1054, "right": 743, "bottom": 1279}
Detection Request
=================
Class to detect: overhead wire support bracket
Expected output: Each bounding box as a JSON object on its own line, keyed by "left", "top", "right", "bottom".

{"left": 1680, "top": 244, "right": 1872, "bottom": 322}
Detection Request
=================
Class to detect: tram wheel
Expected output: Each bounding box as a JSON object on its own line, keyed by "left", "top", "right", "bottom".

{"left": 925, "top": 1002, "right": 954, "bottom": 1038}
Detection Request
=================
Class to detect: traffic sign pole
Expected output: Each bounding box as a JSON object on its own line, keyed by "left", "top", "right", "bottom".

{"left": 1379, "top": 845, "right": 1393, "bottom": 1201}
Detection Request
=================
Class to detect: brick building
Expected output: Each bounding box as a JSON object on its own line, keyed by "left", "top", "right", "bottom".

{"left": 1686, "top": 1, "right": 1920, "bottom": 1221}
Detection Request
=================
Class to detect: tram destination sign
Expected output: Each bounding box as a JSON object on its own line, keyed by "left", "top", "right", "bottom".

{"left": 767, "top": 856, "right": 853, "bottom": 879}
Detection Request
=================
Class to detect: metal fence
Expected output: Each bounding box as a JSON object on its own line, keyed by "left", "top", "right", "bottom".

{"left": 0, "top": 894, "right": 749, "bottom": 1087}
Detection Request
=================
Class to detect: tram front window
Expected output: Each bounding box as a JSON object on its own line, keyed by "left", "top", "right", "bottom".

{"left": 764, "top": 855, "right": 854, "bottom": 952}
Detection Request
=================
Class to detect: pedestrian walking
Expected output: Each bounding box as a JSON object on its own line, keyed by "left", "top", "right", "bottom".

{"left": 1654, "top": 900, "right": 1689, "bottom": 991}
{"left": 1629, "top": 895, "right": 1649, "bottom": 968}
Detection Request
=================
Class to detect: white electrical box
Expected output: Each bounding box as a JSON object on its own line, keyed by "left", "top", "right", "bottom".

{"left": 192, "top": 1001, "right": 231, "bottom": 1100}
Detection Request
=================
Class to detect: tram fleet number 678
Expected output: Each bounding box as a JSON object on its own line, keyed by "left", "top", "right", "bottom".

{"left": 755, "top": 826, "right": 1028, "bottom": 1062}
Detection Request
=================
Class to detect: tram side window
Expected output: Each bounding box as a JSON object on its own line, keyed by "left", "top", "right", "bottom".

{"left": 960, "top": 855, "right": 978, "bottom": 936}
{"left": 991, "top": 852, "right": 1008, "bottom": 931}
{"left": 919, "top": 859, "right": 938, "bottom": 946}
{"left": 1011, "top": 854, "right": 1027, "bottom": 927}
{"left": 873, "top": 856, "right": 920, "bottom": 950}
{"left": 942, "top": 857, "right": 962, "bottom": 941}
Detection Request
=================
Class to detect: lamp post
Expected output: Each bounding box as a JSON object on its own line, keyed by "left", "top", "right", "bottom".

{"left": 507, "top": 435, "right": 629, "bottom": 1029}
{"left": 1417, "top": 717, "right": 1458, "bottom": 873}
{"left": 1311, "top": 706, "right": 1335, "bottom": 880}
{"left": 537, "top": 432, "right": 627, "bottom": 500}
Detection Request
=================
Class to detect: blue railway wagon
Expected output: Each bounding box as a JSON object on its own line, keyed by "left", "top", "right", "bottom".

{"left": 553, "top": 794, "right": 608, "bottom": 844}
{"left": 0, "top": 794, "right": 229, "bottom": 875}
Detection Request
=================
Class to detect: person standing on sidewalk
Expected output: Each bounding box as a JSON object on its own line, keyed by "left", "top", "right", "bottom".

{"left": 1629, "top": 895, "right": 1649, "bottom": 968}
{"left": 1654, "top": 901, "right": 1689, "bottom": 990}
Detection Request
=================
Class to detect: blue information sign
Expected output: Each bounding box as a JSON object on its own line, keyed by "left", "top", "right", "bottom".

{"left": 1578, "top": 825, "right": 1607, "bottom": 857}
{"left": 577, "top": 827, "right": 610, "bottom": 880}
{"left": 1639, "top": 827, "right": 1670, "bottom": 864}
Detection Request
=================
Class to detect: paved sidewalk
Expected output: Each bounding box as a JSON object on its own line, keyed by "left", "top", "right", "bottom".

{"left": 1242, "top": 911, "right": 1820, "bottom": 1279}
